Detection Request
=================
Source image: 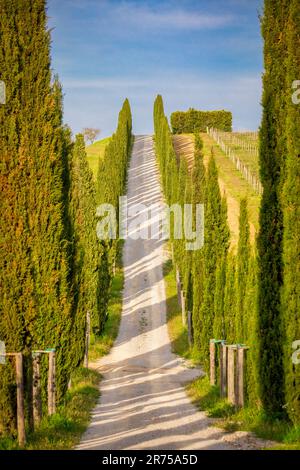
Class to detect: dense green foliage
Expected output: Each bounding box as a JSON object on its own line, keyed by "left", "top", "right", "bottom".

{"left": 235, "top": 199, "right": 250, "bottom": 342}
{"left": 154, "top": 96, "right": 260, "bottom": 408}
{"left": 0, "top": 0, "right": 132, "bottom": 439}
{"left": 96, "top": 98, "right": 132, "bottom": 269}
{"left": 191, "top": 135, "right": 206, "bottom": 345}
{"left": 199, "top": 155, "right": 229, "bottom": 369}
{"left": 159, "top": 0, "right": 300, "bottom": 426}
{"left": 281, "top": 0, "right": 300, "bottom": 425}
{"left": 258, "top": 0, "right": 300, "bottom": 422}
{"left": 153, "top": 95, "right": 190, "bottom": 322}
{"left": 68, "top": 134, "right": 110, "bottom": 363}
{"left": 171, "top": 109, "right": 232, "bottom": 134}
{"left": 257, "top": 0, "right": 286, "bottom": 416}
{"left": 97, "top": 99, "right": 132, "bottom": 209}
{"left": 0, "top": 0, "right": 73, "bottom": 435}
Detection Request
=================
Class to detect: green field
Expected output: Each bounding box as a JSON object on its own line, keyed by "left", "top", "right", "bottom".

{"left": 85, "top": 137, "right": 111, "bottom": 179}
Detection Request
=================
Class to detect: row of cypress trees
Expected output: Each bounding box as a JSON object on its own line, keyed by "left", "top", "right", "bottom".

{"left": 0, "top": 0, "right": 74, "bottom": 434}
{"left": 154, "top": 92, "right": 280, "bottom": 420}
{"left": 154, "top": 1, "right": 300, "bottom": 425}
{"left": 0, "top": 0, "right": 132, "bottom": 437}
{"left": 96, "top": 98, "right": 132, "bottom": 267}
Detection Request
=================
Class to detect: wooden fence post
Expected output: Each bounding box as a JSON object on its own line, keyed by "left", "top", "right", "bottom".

{"left": 220, "top": 341, "right": 227, "bottom": 397}
{"left": 15, "top": 353, "right": 26, "bottom": 447}
{"left": 209, "top": 340, "right": 216, "bottom": 385}
{"left": 84, "top": 310, "right": 91, "bottom": 368}
{"left": 227, "top": 345, "right": 237, "bottom": 406}
{"left": 47, "top": 350, "right": 56, "bottom": 415}
{"left": 32, "top": 352, "right": 42, "bottom": 428}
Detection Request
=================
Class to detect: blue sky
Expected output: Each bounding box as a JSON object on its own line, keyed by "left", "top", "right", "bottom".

{"left": 47, "top": 0, "right": 264, "bottom": 137}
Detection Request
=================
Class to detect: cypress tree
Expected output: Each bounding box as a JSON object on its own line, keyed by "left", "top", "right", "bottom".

{"left": 213, "top": 255, "right": 227, "bottom": 340}
{"left": 235, "top": 199, "right": 250, "bottom": 342}
{"left": 223, "top": 252, "right": 237, "bottom": 344}
{"left": 96, "top": 99, "right": 132, "bottom": 273}
{"left": 199, "top": 153, "right": 229, "bottom": 368}
{"left": 281, "top": 0, "right": 300, "bottom": 424}
{"left": 192, "top": 135, "right": 206, "bottom": 349}
{"left": 244, "top": 253, "right": 260, "bottom": 406}
{"left": 182, "top": 173, "right": 193, "bottom": 314}
{"left": 0, "top": 0, "right": 72, "bottom": 432}
{"left": 257, "top": 0, "right": 289, "bottom": 414}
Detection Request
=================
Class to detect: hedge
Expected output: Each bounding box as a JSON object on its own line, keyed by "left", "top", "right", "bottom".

{"left": 170, "top": 109, "right": 232, "bottom": 134}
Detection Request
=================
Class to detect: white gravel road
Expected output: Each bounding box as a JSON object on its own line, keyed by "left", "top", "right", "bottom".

{"left": 77, "top": 135, "right": 239, "bottom": 450}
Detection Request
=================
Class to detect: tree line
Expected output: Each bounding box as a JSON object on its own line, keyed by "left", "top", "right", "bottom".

{"left": 154, "top": 95, "right": 259, "bottom": 409}
{"left": 171, "top": 109, "right": 232, "bottom": 134}
{"left": 154, "top": 0, "right": 300, "bottom": 421}
{"left": 0, "top": 0, "right": 132, "bottom": 437}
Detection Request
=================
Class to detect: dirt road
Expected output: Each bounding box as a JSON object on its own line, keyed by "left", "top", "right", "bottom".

{"left": 77, "top": 135, "right": 235, "bottom": 450}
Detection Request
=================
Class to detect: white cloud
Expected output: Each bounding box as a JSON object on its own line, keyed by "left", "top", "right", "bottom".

{"left": 53, "top": 0, "right": 235, "bottom": 32}
{"left": 113, "top": 4, "right": 235, "bottom": 30}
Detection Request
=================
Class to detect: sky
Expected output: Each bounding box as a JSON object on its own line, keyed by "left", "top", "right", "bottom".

{"left": 47, "top": 0, "right": 264, "bottom": 138}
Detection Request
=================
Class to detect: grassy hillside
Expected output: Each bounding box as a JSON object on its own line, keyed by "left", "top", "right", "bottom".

{"left": 85, "top": 137, "right": 111, "bottom": 179}
{"left": 215, "top": 131, "right": 259, "bottom": 177}
{"left": 172, "top": 132, "right": 261, "bottom": 248}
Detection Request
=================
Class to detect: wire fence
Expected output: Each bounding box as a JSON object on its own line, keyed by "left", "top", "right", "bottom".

{"left": 207, "top": 127, "right": 263, "bottom": 195}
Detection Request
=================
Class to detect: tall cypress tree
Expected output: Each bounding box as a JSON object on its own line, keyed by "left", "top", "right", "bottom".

{"left": 244, "top": 253, "right": 260, "bottom": 406}
{"left": 0, "top": 0, "right": 72, "bottom": 433}
{"left": 199, "top": 153, "right": 229, "bottom": 368}
{"left": 281, "top": 0, "right": 300, "bottom": 424}
{"left": 257, "top": 0, "right": 289, "bottom": 415}
{"left": 192, "top": 135, "right": 206, "bottom": 349}
{"left": 235, "top": 199, "right": 250, "bottom": 342}
{"left": 213, "top": 255, "right": 227, "bottom": 340}
{"left": 223, "top": 252, "right": 237, "bottom": 344}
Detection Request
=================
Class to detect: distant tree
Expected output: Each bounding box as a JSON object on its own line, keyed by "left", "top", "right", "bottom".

{"left": 82, "top": 128, "right": 101, "bottom": 144}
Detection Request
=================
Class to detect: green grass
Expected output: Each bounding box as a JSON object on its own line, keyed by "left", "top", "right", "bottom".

{"left": 187, "top": 376, "right": 300, "bottom": 450}
{"left": 0, "top": 367, "right": 100, "bottom": 450}
{"left": 85, "top": 136, "right": 111, "bottom": 179}
{"left": 163, "top": 257, "right": 200, "bottom": 363}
